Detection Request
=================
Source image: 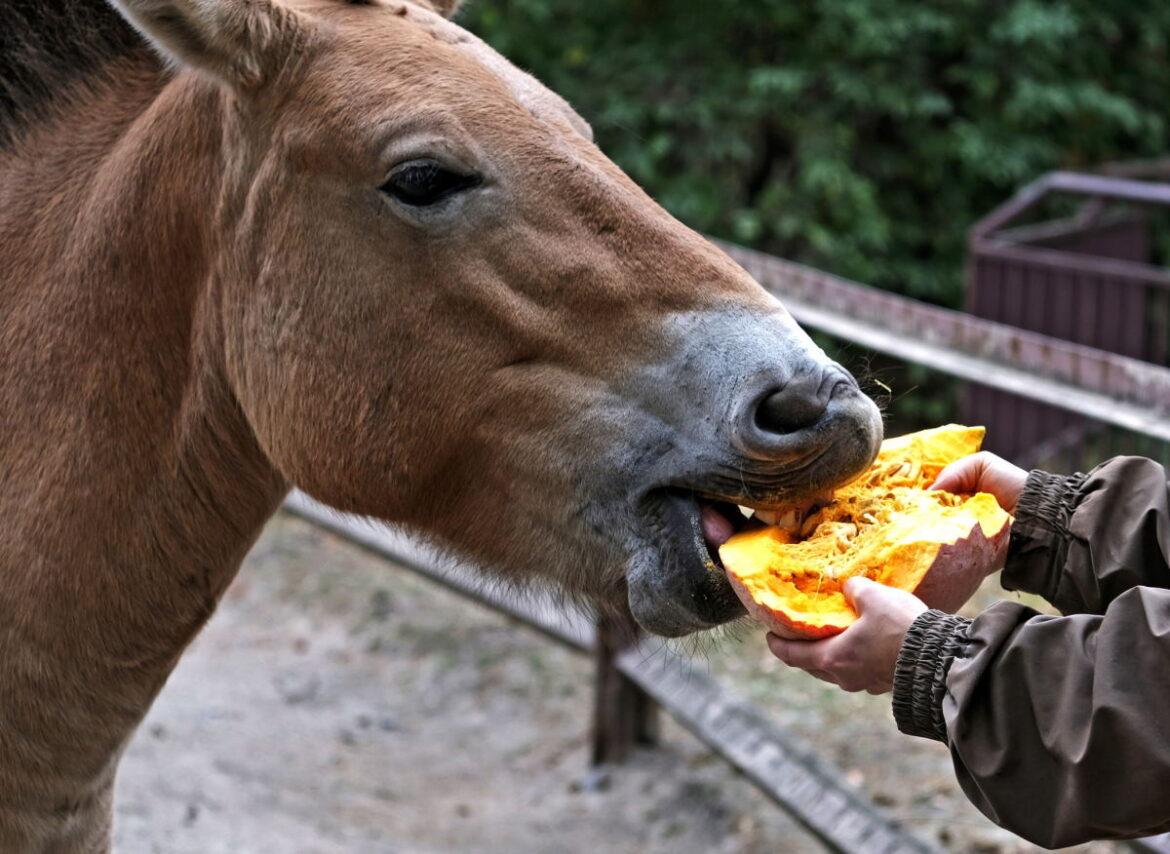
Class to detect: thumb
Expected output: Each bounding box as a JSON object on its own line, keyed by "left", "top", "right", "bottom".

{"left": 843, "top": 576, "right": 882, "bottom": 611}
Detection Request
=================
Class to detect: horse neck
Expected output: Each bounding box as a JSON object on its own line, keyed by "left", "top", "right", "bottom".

{"left": 0, "top": 59, "right": 287, "bottom": 677}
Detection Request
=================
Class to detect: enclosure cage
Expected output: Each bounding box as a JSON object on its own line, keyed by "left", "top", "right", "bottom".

{"left": 964, "top": 165, "right": 1170, "bottom": 470}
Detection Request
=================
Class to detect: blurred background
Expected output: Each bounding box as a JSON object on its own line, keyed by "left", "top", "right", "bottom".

{"left": 467, "top": 0, "right": 1170, "bottom": 304}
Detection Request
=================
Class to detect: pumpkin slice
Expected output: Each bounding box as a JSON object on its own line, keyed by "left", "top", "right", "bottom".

{"left": 719, "top": 425, "right": 1011, "bottom": 638}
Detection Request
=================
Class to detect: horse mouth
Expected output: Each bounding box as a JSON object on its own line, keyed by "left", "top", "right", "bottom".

{"left": 623, "top": 376, "right": 882, "bottom": 637}
{"left": 695, "top": 494, "right": 829, "bottom": 559}
{"left": 629, "top": 488, "right": 829, "bottom": 637}
{"left": 671, "top": 492, "right": 780, "bottom": 567}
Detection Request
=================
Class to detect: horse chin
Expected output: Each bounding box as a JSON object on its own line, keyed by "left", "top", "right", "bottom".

{"left": 625, "top": 493, "right": 747, "bottom": 638}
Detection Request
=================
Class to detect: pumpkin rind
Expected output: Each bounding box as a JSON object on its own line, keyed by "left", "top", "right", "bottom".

{"left": 719, "top": 425, "right": 1011, "bottom": 638}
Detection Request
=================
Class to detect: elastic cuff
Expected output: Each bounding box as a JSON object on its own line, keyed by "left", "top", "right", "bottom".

{"left": 1012, "top": 469, "right": 1086, "bottom": 540}
{"left": 1002, "top": 470, "right": 1086, "bottom": 599}
{"left": 892, "top": 610, "right": 972, "bottom": 742}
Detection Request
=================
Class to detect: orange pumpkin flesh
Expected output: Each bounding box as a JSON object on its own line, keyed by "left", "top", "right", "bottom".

{"left": 719, "top": 425, "right": 1011, "bottom": 638}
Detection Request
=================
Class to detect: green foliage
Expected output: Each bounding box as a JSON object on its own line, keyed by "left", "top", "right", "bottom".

{"left": 463, "top": 0, "right": 1170, "bottom": 307}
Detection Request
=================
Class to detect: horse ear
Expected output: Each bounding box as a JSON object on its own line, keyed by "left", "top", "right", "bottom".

{"left": 107, "top": 0, "right": 302, "bottom": 87}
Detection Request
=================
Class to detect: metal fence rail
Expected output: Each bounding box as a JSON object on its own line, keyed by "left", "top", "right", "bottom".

{"left": 718, "top": 241, "right": 1170, "bottom": 441}
{"left": 615, "top": 643, "right": 938, "bottom": 854}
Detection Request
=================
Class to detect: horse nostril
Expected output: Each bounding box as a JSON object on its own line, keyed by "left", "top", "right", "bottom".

{"left": 754, "top": 371, "right": 836, "bottom": 436}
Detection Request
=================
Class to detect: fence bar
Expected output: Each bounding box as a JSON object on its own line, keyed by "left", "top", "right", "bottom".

{"left": 283, "top": 492, "right": 594, "bottom": 651}
{"left": 970, "top": 170, "right": 1170, "bottom": 242}
{"left": 720, "top": 242, "right": 1170, "bottom": 441}
{"left": 615, "top": 641, "right": 941, "bottom": 854}
{"left": 591, "top": 613, "right": 659, "bottom": 765}
{"left": 974, "top": 242, "right": 1170, "bottom": 290}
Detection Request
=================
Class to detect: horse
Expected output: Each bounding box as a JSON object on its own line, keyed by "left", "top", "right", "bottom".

{"left": 0, "top": 0, "right": 882, "bottom": 848}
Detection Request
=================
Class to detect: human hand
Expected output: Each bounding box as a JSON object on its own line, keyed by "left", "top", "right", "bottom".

{"left": 897, "top": 451, "right": 1023, "bottom": 611}
{"left": 932, "top": 451, "right": 1027, "bottom": 513}
{"left": 766, "top": 577, "right": 926, "bottom": 694}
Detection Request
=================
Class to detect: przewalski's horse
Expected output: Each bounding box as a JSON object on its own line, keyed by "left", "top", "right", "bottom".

{"left": 0, "top": 0, "right": 882, "bottom": 848}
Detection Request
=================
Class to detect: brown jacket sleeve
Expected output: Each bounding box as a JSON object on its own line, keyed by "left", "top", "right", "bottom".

{"left": 891, "top": 457, "right": 1170, "bottom": 848}
{"left": 1001, "top": 457, "right": 1170, "bottom": 614}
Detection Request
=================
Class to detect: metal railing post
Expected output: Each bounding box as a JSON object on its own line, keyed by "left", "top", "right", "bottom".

{"left": 590, "top": 612, "right": 658, "bottom": 765}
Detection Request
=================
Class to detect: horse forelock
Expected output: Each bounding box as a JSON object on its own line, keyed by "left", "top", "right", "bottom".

{"left": 0, "top": 0, "right": 159, "bottom": 147}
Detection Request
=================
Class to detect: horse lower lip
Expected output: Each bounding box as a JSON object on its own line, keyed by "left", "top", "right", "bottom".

{"left": 629, "top": 491, "right": 746, "bottom": 634}
{"left": 695, "top": 497, "right": 763, "bottom": 565}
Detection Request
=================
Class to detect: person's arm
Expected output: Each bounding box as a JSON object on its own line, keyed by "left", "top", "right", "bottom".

{"left": 1001, "top": 455, "right": 1170, "bottom": 614}
{"left": 770, "top": 454, "right": 1170, "bottom": 846}
{"left": 773, "top": 581, "right": 1170, "bottom": 846}
{"left": 898, "top": 456, "right": 1170, "bottom": 844}
{"left": 895, "top": 589, "right": 1170, "bottom": 848}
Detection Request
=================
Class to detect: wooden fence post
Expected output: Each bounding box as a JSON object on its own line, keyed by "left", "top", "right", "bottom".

{"left": 590, "top": 612, "right": 658, "bottom": 765}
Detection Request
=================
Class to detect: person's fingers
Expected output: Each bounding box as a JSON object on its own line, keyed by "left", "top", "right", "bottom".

{"left": 843, "top": 575, "right": 883, "bottom": 611}
{"left": 845, "top": 576, "right": 928, "bottom": 629}
{"left": 932, "top": 452, "right": 1027, "bottom": 512}
{"left": 930, "top": 453, "right": 984, "bottom": 494}
{"left": 768, "top": 624, "right": 806, "bottom": 641}
{"left": 765, "top": 634, "right": 837, "bottom": 683}
{"left": 766, "top": 634, "right": 828, "bottom": 671}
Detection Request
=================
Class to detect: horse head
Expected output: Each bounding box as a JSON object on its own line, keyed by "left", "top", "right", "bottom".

{"left": 111, "top": 0, "right": 882, "bottom": 637}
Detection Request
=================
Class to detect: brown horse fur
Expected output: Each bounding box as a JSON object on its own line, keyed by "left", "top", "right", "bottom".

{"left": 0, "top": 0, "right": 882, "bottom": 849}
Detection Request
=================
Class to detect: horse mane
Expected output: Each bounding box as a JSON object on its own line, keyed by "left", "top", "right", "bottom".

{"left": 0, "top": 0, "right": 158, "bottom": 147}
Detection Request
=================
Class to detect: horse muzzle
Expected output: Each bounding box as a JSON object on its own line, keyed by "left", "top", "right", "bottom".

{"left": 620, "top": 311, "right": 883, "bottom": 637}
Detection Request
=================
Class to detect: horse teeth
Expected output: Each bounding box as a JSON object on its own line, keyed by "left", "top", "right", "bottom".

{"left": 757, "top": 508, "right": 801, "bottom": 530}
{"left": 737, "top": 505, "right": 755, "bottom": 519}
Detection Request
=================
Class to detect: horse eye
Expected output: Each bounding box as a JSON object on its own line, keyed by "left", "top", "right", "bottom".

{"left": 381, "top": 160, "right": 481, "bottom": 207}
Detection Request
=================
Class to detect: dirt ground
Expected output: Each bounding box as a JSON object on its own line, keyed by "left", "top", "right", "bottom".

{"left": 114, "top": 512, "right": 1122, "bottom": 854}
